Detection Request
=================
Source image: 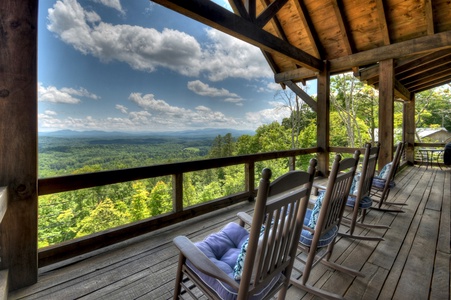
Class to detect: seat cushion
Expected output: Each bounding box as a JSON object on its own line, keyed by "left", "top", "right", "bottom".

{"left": 372, "top": 177, "right": 396, "bottom": 189}
{"left": 300, "top": 208, "right": 338, "bottom": 247}
{"left": 186, "top": 222, "right": 281, "bottom": 300}
{"left": 346, "top": 195, "right": 372, "bottom": 209}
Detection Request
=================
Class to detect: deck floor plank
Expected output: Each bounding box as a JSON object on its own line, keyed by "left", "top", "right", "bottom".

{"left": 8, "top": 166, "right": 451, "bottom": 300}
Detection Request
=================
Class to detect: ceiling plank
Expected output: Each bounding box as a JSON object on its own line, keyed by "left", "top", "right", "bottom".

{"left": 293, "top": 0, "right": 323, "bottom": 59}
{"left": 152, "top": 0, "right": 323, "bottom": 70}
{"left": 358, "top": 50, "right": 451, "bottom": 85}
{"left": 330, "top": 31, "right": 451, "bottom": 72}
{"left": 284, "top": 80, "right": 317, "bottom": 112}
{"left": 255, "top": 0, "right": 289, "bottom": 27}
{"left": 404, "top": 62, "right": 451, "bottom": 87}
{"left": 411, "top": 75, "right": 451, "bottom": 93}
{"left": 375, "top": 0, "right": 390, "bottom": 45}
{"left": 398, "top": 55, "right": 451, "bottom": 82}
{"left": 276, "top": 31, "right": 451, "bottom": 82}
{"left": 396, "top": 49, "right": 451, "bottom": 76}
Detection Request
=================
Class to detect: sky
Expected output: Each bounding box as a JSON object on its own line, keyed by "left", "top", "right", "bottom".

{"left": 37, "top": 0, "right": 316, "bottom": 133}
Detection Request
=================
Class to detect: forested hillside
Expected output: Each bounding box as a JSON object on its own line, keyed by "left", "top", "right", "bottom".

{"left": 38, "top": 80, "right": 450, "bottom": 248}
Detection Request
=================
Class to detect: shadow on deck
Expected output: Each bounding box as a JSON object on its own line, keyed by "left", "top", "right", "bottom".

{"left": 9, "top": 165, "right": 451, "bottom": 299}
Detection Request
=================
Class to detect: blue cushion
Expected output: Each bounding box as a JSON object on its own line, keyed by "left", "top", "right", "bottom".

{"left": 300, "top": 208, "right": 338, "bottom": 247}
{"left": 307, "top": 191, "right": 325, "bottom": 229}
{"left": 186, "top": 222, "right": 280, "bottom": 300}
{"left": 372, "top": 177, "right": 395, "bottom": 189}
{"left": 346, "top": 195, "right": 372, "bottom": 209}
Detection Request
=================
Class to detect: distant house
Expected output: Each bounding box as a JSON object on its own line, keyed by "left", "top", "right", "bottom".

{"left": 416, "top": 127, "right": 451, "bottom": 142}
{"left": 373, "top": 127, "right": 451, "bottom": 143}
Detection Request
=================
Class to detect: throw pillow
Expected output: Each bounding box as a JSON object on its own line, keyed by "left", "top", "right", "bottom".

{"left": 378, "top": 162, "right": 392, "bottom": 180}
{"left": 307, "top": 191, "right": 325, "bottom": 229}
{"left": 233, "top": 225, "right": 265, "bottom": 280}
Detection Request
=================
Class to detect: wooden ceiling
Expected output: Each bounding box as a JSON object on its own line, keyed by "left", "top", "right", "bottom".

{"left": 153, "top": 0, "right": 451, "bottom": 100}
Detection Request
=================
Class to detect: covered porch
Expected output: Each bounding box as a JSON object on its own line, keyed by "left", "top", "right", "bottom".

{"left": 1, "top": 0, "right": 451, "bottom": 296}
{"left": 9, "top": 164, "right": 450, "bottom": 299}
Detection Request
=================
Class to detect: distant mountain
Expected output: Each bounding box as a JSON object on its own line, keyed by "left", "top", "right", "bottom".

{"left": 38, "top": 128, "right": 255, "bottom": 138}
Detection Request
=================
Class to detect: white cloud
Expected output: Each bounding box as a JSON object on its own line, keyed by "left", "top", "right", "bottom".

{"left": 115, "top": 104, "right": 128, "bottom": 114}
{"left": 38, "top": 93, "right": 290, "bottom": 132}
{"left": 38, "top": 83, "right": 81, "bottom": 104}
{"left": 187, "top": 80, "right": 241, "bottom": 99}
{"left": 61, "top": 87, "right": 100, "bottom": 100}
{"left": 92, "top": 0, "right": 125, "bottom": 15}
{"left": 47, "top": 0, "right": 272, "bottom": 81}
{"left": 38, "top": 83, "right": 100, "bottom": 104}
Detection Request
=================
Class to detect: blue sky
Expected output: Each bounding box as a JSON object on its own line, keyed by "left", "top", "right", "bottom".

{"left": 38, "top": 0, "right": 316, "bottom": 132}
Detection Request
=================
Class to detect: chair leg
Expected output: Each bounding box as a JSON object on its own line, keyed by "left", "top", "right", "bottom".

{"left": 173, "top": 254, "right": 185, "bottom": 300}
{"left": 289, "top": 278, "right": 345, "bottom": 300}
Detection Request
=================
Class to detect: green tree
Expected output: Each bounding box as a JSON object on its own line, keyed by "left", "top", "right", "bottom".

{"left": 148, "top": 181, "right": 172, "bottom": 216}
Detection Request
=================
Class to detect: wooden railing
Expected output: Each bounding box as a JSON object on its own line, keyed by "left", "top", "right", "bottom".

{"left": 38, "top": 147, "right": 319, "bottom": 267}
{"left": 0, "top": 187, "right": 9, "bottom": 298}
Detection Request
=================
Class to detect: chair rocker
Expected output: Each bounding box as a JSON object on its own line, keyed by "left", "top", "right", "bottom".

{"left": 172, "top": 159, "right": 317, "bottom": 300}
{"left": 290, "top": 151, "right": 365, "bottom": 300}
{"left": 370, "top": 142, "right": 406, "bottom": 213}
{"left": 340, "top": 142, "right": 389, "bottom": 242}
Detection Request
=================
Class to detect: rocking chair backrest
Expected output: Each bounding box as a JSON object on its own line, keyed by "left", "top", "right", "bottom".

{"left": 356, "top": 142, "right": 380, "bottom": 199}
{"left": 317, "top": 151, "right": 360, "bottom": 234}
{"left": 385, "top": 142, "right": 405, "bottom": 183}
{"left": 239, "top": 159, "right": 317, "bottom": 299}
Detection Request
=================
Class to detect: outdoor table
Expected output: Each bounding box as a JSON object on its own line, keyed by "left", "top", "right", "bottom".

{"left": 419, "top": 148, "right": 443, "bottom": 170}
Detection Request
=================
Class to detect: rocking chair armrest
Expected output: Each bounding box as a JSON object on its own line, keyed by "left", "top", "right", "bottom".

{"left": 237, "top": 212, "right": 253, "bottom": 227}
{"left": 173, "top": 236, "right": 240, "bottom": 289}
{"left": 313, "top": 183, "right": 327, "bottom": 191}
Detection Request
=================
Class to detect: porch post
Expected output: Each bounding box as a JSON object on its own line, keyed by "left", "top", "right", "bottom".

{"left": 0, "top": 0, "right": 38, "bottom": 290}
{"left": 378, "top": 59, "right": 395, "bottom": 169}
{"left": 317, "top": 61, "right": 330, "bottom": 176}
{"left": 404, "top": 94, "right": 416, "bottom": 165}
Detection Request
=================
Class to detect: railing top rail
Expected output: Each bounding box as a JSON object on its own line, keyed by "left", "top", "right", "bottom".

{"left": 38, "top": 147, "right": 319, "bottom": 196}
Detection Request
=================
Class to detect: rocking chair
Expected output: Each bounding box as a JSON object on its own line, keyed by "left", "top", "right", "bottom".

{"left": 290, "top": 151, "right": 365, "bottom": 300}
{"left": 172, "top": 159, "right": 317, "bottom": 300}
{"left": 370, "top": 142, "right": 406, "bottom": 213}
{"left": 340, "top": 142, "right": 389, "bottom": 241}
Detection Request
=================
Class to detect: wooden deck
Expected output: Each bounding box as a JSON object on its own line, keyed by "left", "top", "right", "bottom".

{"left": 9, "top": 165, "right": 451, "bottom": 300}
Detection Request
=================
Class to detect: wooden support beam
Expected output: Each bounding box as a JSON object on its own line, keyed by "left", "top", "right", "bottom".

{"left": 331, "top": 0, "right": 355, "bottom": 55}
{"left": 275, "top": 31, "right": 451, "bottom": 82}
{"left": 152, "top": 0, "right": 323, "bottom": 70}
{"left": 404, "top": 95, "right": 415, "bottom": 165}
{"left": 394, "top": 79, "right": 411, "bottom": 101}
{"left": 0, "top": 0, "right": 38, "bottom": 290}
{"left": 283, "top": 81, "right": 317, "bottom": 112}
{"left": 378, "top": 59, "right": 395, "bottom": 169}
{"left": 316, "top": 61, "right": 330, "bottom": 176}
{"left": 410, "top": 74, "right": 451, "bottom": 93}
{"left": 425, "top": 0, "right": 434, "bottom": 35}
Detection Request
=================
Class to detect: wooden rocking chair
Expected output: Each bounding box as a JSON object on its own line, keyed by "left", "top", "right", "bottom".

{"left": 340, "top": 142, "right": 389, "bottom": 241}
{"left": 370, "top": 142, "right": 406, "bottom": 213}
{"left": 290, "top": 151, "right": 365, "bottom": 300}
{"left": 172, "top": 159, "right": 317, "bottom": 300}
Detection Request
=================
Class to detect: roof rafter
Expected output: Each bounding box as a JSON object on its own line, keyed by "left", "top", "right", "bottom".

{"left": 152, "top": 0, "right": 323, "bottom": 70}
{"left": 425, "top": 0, "right": 435, "bottom": 35}
{"left": 293, "top": 0, "right": 323, "bottom": 59}
{"left": 331, "top": 0, "right": 355, "bottom": 55}
{"left": 255, "top": 0, "right": 289, "bottom": 27}
{"left": 375, "top": 0, "right": 390, "bottom": 45}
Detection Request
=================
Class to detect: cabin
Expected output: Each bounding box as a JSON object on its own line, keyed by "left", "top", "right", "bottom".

{"left": 1, "top": 0, "right": 451, "bottom": 298}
